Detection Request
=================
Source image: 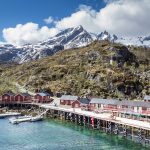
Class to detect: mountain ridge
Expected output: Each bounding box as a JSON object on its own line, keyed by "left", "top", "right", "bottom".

{"left": 0, "top": 25, "right": 150, "bottom": 64}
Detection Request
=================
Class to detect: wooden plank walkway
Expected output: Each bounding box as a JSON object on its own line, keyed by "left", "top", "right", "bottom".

{"left": 40, "top": 104, "right": 150, "bottom": 131}
{"left": 0, "top": 101, "right": 150, "bottom": 131}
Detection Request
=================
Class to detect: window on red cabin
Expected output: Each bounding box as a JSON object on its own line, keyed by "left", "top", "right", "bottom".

{"left": 4, "top": 96, "right": 8, "bottom": 100}
{"left": 122, "top": 105, "right": 128, "bottom": 109}
{"left": 36, "top": 95, "right": 40, "bottom": 99}
{"left": 18, "top": 96, "right": 21, "bottom": 101}
{"left": 91, "top": 104, "right": 95, "bottom": 107}
{"left": 142, "top": 107, "right": 147, "bottom": 110}
{"left": 65, "top": 100, "right": 69, "bottom": 105}
{"left": 75, "top": 103, "right": 79, "bottom": 108}
{"left": 67, "top": 100, "right": 70, "bottom": 105}
{"left": 70, "top": 100, "right": 72, "bottom": 105}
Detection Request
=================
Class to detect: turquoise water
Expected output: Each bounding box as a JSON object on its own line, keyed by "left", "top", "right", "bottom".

{"left": 0, "top": 119, "right": 149, "bottom": 150}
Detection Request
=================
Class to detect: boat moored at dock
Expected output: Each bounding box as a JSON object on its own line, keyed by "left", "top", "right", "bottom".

{"left": 9, "top": 115, "right": 44, "bottom": 124}
{"left": 9, "top": 116, "right": 32, "bottom": 124}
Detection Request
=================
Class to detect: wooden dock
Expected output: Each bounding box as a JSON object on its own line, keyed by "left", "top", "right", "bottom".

{"left": 39, "top": 104, "right": 150, "bottom": 146}
{"left": 0, "top": 101, "right": 150, "bottom": 146}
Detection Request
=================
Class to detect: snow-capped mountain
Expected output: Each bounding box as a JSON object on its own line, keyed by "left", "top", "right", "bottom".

{"left": 117, "top": 36, "right": 150, "bottom": 47}
{"left": 46, "top": 25, "right": 93, "bottom": 49}
{"left": 97, "top": 31, "right": 150, "bottom": 47}
{"left": 0, "top": 25, "right": 93, "bottom": 63}
{"left": 97, "top": 31, "right": 118, "bottom": 42}
{"left": 0, "top": 25, "right": 150, "bottom": 64}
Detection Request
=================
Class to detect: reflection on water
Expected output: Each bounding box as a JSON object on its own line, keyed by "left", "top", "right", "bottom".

{"left": 0, "top": 118, "right": 149, "bottom": 150}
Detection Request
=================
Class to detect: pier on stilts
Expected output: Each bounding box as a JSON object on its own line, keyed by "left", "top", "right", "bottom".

{"left": 0, "top": 101, "right": 150, "bottom": 147}
{"left": 38, "top": 104, "right": 150, "bottom": 147}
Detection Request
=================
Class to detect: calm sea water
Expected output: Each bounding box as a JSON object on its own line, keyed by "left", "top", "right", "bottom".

{"left": 0, "top": 118, "right": 149, "bottom": 150}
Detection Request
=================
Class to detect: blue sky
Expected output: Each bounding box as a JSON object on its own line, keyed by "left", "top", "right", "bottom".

{"left": 0, "top": 0, "right": 105, "bottom": 40}
{"left": 1, "top": 0, "right": 150, "bottom": 45}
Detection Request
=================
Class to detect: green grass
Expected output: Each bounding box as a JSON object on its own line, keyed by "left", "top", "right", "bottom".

{"left": 0, "top": 41, "right": 149, "bottom": 99}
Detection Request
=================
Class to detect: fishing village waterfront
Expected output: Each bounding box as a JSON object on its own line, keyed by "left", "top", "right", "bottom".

{"left": 0, "top": 93, "right": 150, "bottom": 149}
{"left": 0, "top": 0, "right": 150, "bottom": 150}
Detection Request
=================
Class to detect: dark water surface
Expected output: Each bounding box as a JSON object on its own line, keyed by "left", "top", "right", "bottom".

{"left": 0, "top": 118, "right": 149, "bottom": 150}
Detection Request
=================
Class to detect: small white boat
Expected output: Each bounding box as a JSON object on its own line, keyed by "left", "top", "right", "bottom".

{"left": 30, "top": 115, "right": 43, "bottom": 122}
{"left": 9, "top": 115, "right": 44, "bottom": 124}
{"left": 9, "top": 116, "right": 32, "bottom": 124}
{"left": 9, "top": 118, "right": 19, "bottom": 124}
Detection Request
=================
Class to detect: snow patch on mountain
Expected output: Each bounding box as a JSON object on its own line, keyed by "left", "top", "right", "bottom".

{"left": 0, "top": 25, "right": 150, "bottom": 64}
{"left": 97, "top": 31, "right": 150, "bottom": 47}
{"left": 0, "top": 26, "right": 93, "bottom": 63}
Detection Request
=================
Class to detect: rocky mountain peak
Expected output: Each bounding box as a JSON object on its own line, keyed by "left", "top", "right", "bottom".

{"left": 0, "top": 25, "right": 150, "bottom": 64}
{"left": 97, "top": 31, "right": 118, "bottom": 42}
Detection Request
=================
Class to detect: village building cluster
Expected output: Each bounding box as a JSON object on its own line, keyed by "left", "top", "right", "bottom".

{"left": 0, "top": 92, "right": 150, "bottom": 121}
{"left": 0, "top": 92, "right": 53, "bottom": 104}
{"left": 60, "top": 95, "right": 150, "bottom": 122}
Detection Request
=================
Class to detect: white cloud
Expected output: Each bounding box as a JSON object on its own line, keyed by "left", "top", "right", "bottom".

{"left": 55, "top": 0, "right": 150, "bottom": 37}
{"left": 55, "top": 5, "right": 98, "bottom": 33}
{"left": 2, "top": 0, "right": 150, "bottom": 45}
{"left": 44, "top": 16, "right": 54, "bottom": 24}
{"left": 3, "top": 22, "right": 59, "bottom": 46}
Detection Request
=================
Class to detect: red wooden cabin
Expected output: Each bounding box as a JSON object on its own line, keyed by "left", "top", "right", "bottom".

{"left": 34, "top": 92, "right": 52, "bottom": 103}
{"left": 72, "top": 98, "right": 90, "bottom": 109}
{"left": 60, "top": 95, "right": 79, "bottom": 106}
{"left": 2, "top": 93, "right": 15, "bottom": 102}
{"left": 14, "top": 93, "right": 31, "bottom": 102}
